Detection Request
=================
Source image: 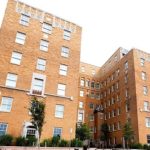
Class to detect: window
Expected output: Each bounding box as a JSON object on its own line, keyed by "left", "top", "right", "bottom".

{"left": 116, "top": 82, "right": 119, "bottom": 90}
{"left": 89, "top": 103, "right": 94, "bottom": 109}
{"left": 79, "top": 102, "right": 83, "bottom": 108}
{"left": 78, "top": 110, "right": 84, "bottom": 122}
{"left": 80, "top": 90, "right": 84, "bottom": 97}
{"left": 141, "top": 72, "right": 146, "bottom": 80}
{"left": 61, "top": 47, "right": 69, "bottom": 58}
{"left": 90, "top": 126, "right": 94, "bottom": 133}
{"left": 126, "top": 103, "right": 130, "bottom": 112}
{"left": 26, "top": 126, "right": 36, "bottom": 137}
{"left": 36, "top": 58, "right": 46, "bottom": 71}
{"left": 15, "top": 32, "right": 26, "bottom": 45}
{"left": 111, "top": 97, "right": 115, "bottom": 104}
{"left": 118, "top": 122, "right": 121, "bottom": 130}
{"left": 140, "top": 58, "right": 145, "bottom": 66}
{"left": 85, "top": 79, "right": 90, "bottom": 87}
{"left": 0, "top": 97, "right": 13, "bottom": 112}
{"left": 125, "top": 74, "right": 128, "bottom": 83}
{"left": 10, "top": 52, "right": 22, "bottom": 65}
{"left": 89, "top": 114, "right": 94, "bottom": 121}
{"left": 144, "top": 101, "right": 149, "bottom": 111}
{"left": 63, "top": 30, "right": 71, "bottom": 40}
{"left": 53, "top": 127, "right": 62, "bottom": 137}
{"left": 59, "top": 64, "right": 68, "bottom": 76}
{"left": 117, "top": 108, "right": 121, "bottom": 115}
{"left": 147, "top": 135, "right": 150, "bottom": 144}
{"left": 143, "top": 86, "right": 148, "bottom": 95}
{"left": 6, "top": 73, "right": 17, "bottom": 88}
{"left": 40, "top": 40, "right": 49, "bottom": 51}
{"left": 32, "top": 78, "right": 44, "bottom": 95}
{"left": 55, "top": 105, "right": 64, "bottom": 118}
{"left": 125, "top": 89, "right": 129, "bottom": 98}
{"left": 80, "top": 78, "right": 85, "bottom": 86}
{"left": 95, "top": 93, "right": 100, "bottom": 100}
{"left": 20, "top": 14, "right": 30, "bottom": 26}
{"left": 124, "top": 61, "right": 128, "bottom": 70}
{"left": 42, "top": 23, "right": 52, "bottom": 34}
{"left": 0, "top": 123, "right": 7, "bottom": 136}
{"left": 57, "top": 84, "right": 66, "bottom": 96}
{"left": 146, "top": 118, "right": 150, "bottom": 127}
{"left": 90, "top": 92, "right": 95, "bottom": 99}
{"left": 116, "top": 94, "right": 120, "bottom": 101}
{"left": 31, "top": 73, "right": 46, "bottom": 95}
{"left": 95, "top": 82, "right": 100, "bottom": 89}
{"left": 91, "top": 81, "right": 95, "bottom": 89}
{"left": 81, "top": 66, "right": 85, "bottom": 72}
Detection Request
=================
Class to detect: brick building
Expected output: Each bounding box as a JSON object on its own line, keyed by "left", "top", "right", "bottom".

{"left": 0, "top": 0, "right": 150, "bottom": 146}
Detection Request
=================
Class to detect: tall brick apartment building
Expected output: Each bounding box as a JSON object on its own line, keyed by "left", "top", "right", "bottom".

{"left": 0, "top": 0, "right": 150, "bottom": 146}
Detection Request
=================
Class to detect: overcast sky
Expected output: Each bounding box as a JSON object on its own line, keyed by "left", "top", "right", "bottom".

{"left": 0, "top": 0, "right": 150, "bottom": 66}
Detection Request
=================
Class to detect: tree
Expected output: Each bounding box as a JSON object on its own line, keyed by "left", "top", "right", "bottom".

{"left": 123, "top": 122, "right": 134, "bottom": 148}
{"left": 76, "top": 123, "right": 91, "bottom": 141}
{"left": 100, "top": 123, "right": 109, "bottom": 147}
{"left": 29, "top": 96, "right": 45, "bottom": 146}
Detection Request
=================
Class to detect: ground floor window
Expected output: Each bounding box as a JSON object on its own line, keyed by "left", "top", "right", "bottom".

{"left": 147, "top": 135, "right": 150, "bottom": 144}
{"left": 53, "top": 127, "right": 62, "bottom": 137}
{"left": 0, "top": 123, "right": 7, "bottom": 136}
{"left": 26, "top": 126, "right": 36, "bottom": 138}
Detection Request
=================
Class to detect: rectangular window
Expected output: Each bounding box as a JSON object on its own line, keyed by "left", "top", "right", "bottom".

{"left": 95, "top": 93, "right": 100, "bottom": 100}
{"left": 147, "top": 135, "right": 150, "bottom": 144}
{"left": 61, "top": 47, "right": 69, "bottom": 58}
{"left": 6, "top": 73, "right": 17, "bottom": 88}
{"left": 40, "top": 40, "right": 49, "bottom": 51}
{"left": 80, "top": 90, "right": 84, "bottom": 97}
{"left": 126, "top": 103, "right": 130, "bottom": 112}
{"left": 55, "top": 105, "right": 64, "bottom": 118}
{"left": 146, "top": 118, "right": 150, "bottom": 127}
{"left": 118, "top": 122, "right": 121, "bottom": 130}
{"left": 20, "top": 14, "right": 30, "bottom": 26}
{"left": 125, "top": 89, "right": 129, "bottom": 98}
{"left": 140, "top": 58, "right": 145, "bottom": 66}
{"left": 0, "top": 123, "right": 7, "bottom": 136}
{"left": 63, "top": 30, "right": 71, "bottom": 40}
{"left": 15, "top": 32, "right": 26, "bottom": 45}
{"left": 89, "top": 114, "right": 94, "bottom": 121}
{"left": 42, "top": 23, "right": 52, "bottom": 34}
{"left": 53, "top": 127, "right": 62, "bottom": 137}
{"left": 144, "top": 101, "right": 149, "bottom": 111}
{"left": 90, "top": 92, "right": 95, "bottom": 99}
{"left": 0, "top": 97, "right": 13, "bottom": 112}
{"left": 80, "top": 79, "right": 85, "bottom": 86}
{"left": 143, "top": 86, "right": 148, "bottom": 95}
{"left": 57, "top": 84, "right": 66, "bottom": 96}
{"left": 85, "top": 80, "right": 90, "bottom": 87}
{"left": 59, "top": 64, "right": 68, "bottom": 76}
{"left": 78, "top": 112, "right": 84, "bottom": 122}
{"left": 36, "top": 58, "right": 46, "bottom": 71}
{"left": 31, "top": 73, "right": 46, "bottom": 95}
{"left": 79, "top": 102, "right": 83, "bottom": 108}
{"left": 117, "top": 108, "right": 121, "bottom": 115}
{"left": 32, "top": 78, "right": 44, "bottom": 95}
{"left": 95, "top": 82, "right": 100, "bottom": 89}
{"left": 81, "top": 66, "right": 85, "bottom": 72}
{"left": 141, "top": 72, "right": 146, "bottom": 80}
{"left": 124, "top": 61, "right": 128, "bottom": 70}
{"left": 89, "top": 103, "right": 94, "bottom": 109}
{"left": 91, "top": 81, "right": 95, "bottom": 89}
{"left": 125, "top": 74, "right": 128, "bottom": 83}
{"left": 10, "top": 52, "right": 22, "bottom": 65}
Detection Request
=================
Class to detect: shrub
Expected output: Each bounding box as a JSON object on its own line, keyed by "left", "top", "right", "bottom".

{"left": 59, "top": 139, "right": 68, "bottom": 147}
{"left": 40, "top": 139, "right": 52, "bottom": 147}
{"left": 16, "top": 136, "right": 26, "bottom": 146}
{"left": 51, "top": 136, "right": 60, "bottom": 146}
{"left": 115, "top": 144, "right": 122, "bottom": 148}
{"left": 0, "top": 134, "right": 13, "bottom": 146}
{"left": 71, "top": 138, "right": 83, "bottom": 147}
{"left": 143, "top": 144, "right": 150, "bottom": 150}
{"left": 26, "top": 136, "right": 37, "bottom": 146}
{"left": 130, "top": 143, "right": 143, "bottom": 149}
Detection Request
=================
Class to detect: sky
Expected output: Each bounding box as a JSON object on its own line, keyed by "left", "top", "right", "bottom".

{"left": 0, "top": 0, "right": 150, "bottom": 66}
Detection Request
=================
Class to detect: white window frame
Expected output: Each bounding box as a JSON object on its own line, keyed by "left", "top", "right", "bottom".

{"left": 15, "top": 32, "right": 26, "bottom": 45}
{"left": 42, "top": 23, "right": 52, "bottom": 34}
{"left": 36, "top": 58, "right": 46, "bottom": 71}
{"left": 61, "top": 46, "right": 69, "bottom": 58}
{"left": 20, "top": 14, "right": 30, "bottom": 26}
{"left": 5, "top": 73, "right": 17, "bottom": 88}
{"left": 59, "top": 64, "right": 68, "bottom": 76}
{"left": 79, "top": 101, "right": 83, "bottom": 108}
{"left": 141, "top": 72, "right": 146, "bottom": 80}
{"left": 10, "top": 51, "right": 22, "bottom": 65}
{"left": 57, "top": 84, "right": 66, "bottom": 96}
{"left": 0, "top": 123, "right": 8, "bottom": 136}
{"left": 30, "top": 73, "right": 46, "bottom": 95}
{"left": 144, "top": 101, "right": 149, "bottom": 111}
{"left": 53, "top": 127, "right": 62, "bottom": 137}
{"left": 143, "top": 86, "right": 148, "bottom": 95}
{"left": 55, "top": 105, "right": 64, "bottom": 118}
{"left": 140, "top": 58, "right": 145, "bottom": 66}
{"left": 80, "top": 90, "right": 84, "bottom": 97}
{"left": 78, "top": 110, "right": 84, "bottom": 122}
{"left": 63, "top": 30, "right": 71, "bottom": 40}
{"left": 146, "top": 117, "right": 150, "bottom": 127}
{"left": 0, "top": 97, "right": 13, "bottom": 112}
{"left": 80, "top": 79, "right": 85, "bottom": 86}
{"left": 40, "top": 40, "right": 49, "bottom": 51}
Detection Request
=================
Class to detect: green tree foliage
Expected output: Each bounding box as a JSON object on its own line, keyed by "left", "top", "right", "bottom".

{"left": 29, "top": 96, "right": 45, "bottom": 138}
{"left": 100, "top": 123, "right": 109, "bottom": 141}
{"left": 76, "top": 123, "right": 90, "bottom": 141}
{"left": 123, "top": 122, "right": 134, "bottom": 148}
